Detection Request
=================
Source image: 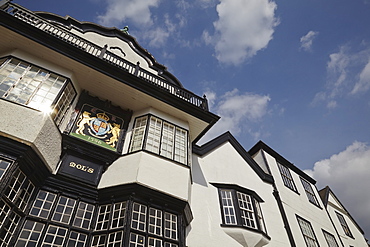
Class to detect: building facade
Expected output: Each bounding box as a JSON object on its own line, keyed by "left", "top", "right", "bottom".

{"left": 0, "top": 2, "right": 368, "bottom": 246}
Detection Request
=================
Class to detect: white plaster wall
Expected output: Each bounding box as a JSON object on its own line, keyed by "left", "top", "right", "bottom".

{"left": 98, "top": 152, "right": 191, "bottom": 201}
{"left": 0, "top": 100, "right": 62, "bottom": 172}
{"left": 262, "top": 150, "right": 342, "bottom": 247}
{"left": 187, "top": 142, "right": 290, "bottom": 247}
{"left": 70, "top": 29, "right": 159, "bottom": 75}
{"left": 326, "top": 196, "right": 368, "bottom": 247}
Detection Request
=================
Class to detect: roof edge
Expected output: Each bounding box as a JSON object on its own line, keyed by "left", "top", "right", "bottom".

{"left": 249, "top": 140, "right": 316, "bottom": 184}
{"left": 34, "top": 11, "right": 184, "bottom": 88}
{"left": 193, "top": 132, "right": 274, "bottom": 184}
{"left": 319, "top": 186, "right": 365, "bottom": 235}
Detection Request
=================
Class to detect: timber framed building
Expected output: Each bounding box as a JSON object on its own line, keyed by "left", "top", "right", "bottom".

{"left": 0, "top": 2, "right": 368, "bottom": 246}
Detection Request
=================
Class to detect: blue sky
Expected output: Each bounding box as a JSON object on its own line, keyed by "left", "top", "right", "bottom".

{"left": 16, "top": 0, "right": 370, "bottom": 238}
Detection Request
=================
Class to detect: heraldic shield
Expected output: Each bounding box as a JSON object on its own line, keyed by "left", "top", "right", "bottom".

{"left": 70, "top": 104, "right": 124, "bottom": 151}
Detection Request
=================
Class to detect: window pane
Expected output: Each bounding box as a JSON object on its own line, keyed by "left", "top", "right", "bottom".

{"left": 111, "top": 201, "right": 127, "bottom": 229}
{"left": 96, "top": 204, "right": 111, "bottom": 230}
{"left": 277, "top": 162, "right": 297, "bottom": 191}
{"left": 91, "top": 235, "right": 107, "bottom": 247}
{"left": 300, "top": 178, "right": 319, "bottom": 206}
{"left": 129, "top": 116, "right": 148, "bottom": 152}
{"left": 73, "top": 201, "right": 95, "bottom": 229}
{"left": 0, "top": 158, "right": 12, "bottom": 180}
{"left": 174, "top": 127, "right": 187, "bottom": 164}
{"left": 16, "top": 220, "right": 44, "bottom": 247}
{"left": 52, "top": 196, "right": 76, "bottom": 224}
{"left": 145, "top": 117, "right": 162, "bottom": 153}
{"left": 0, "top": 57, "right": 73, "bottom": 124}
{"left": 149, "top": 208, "right": 162, "bottom": 236}
{"left": 220, "top": 190, "right": 237, "bottom": 225}
{"left": 30, "top": 190, "right": 57, "bottom": 219}
{"left": 297, "top": 216, "right": 319, "bottom": 247}
{"left": 0, "top": 211, "right": 21, "bottom": 246}
{"left": 129, "top": 233, "right": 145, "bottom": 247}
{"left": 0, "top": 200, "right": 11, "bottom": 229}
{"left": 131, "top": 203, "right": 147, "bottom": 232}
{"left": 107, "top": 231, "right": 124, "bottom": 247}
{"left": 67, "top": 231, "right": 88, "bottom": 247}
{"left": 237, "top": 192, "right": 256, "bottom": 229}
{"left": 42, "top": 224, "right": 68, "bottom": 246}
{"left": 52, "top": 81, "right": 76, "bottom": 126}
{"left": 164, "top": 212, "right": 178, "bottom": 240}
{"left": 336, "top": 212, "right": 353, "bottom": 237}
{"left": 4, "top": 169, "right": 26, "bottom": 202}
{"left": 160, "top": 123, "right": 175, "bottom": 159}
{"left": 148, "top": 237, "right": 162, "bottom": 247}
{"left": 323, "top": 230, "right": 339, "bottom": 247}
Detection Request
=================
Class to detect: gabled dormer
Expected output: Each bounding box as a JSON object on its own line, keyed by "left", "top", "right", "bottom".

{"left": 319, "top": 186, "right": 368, "bottom": 247}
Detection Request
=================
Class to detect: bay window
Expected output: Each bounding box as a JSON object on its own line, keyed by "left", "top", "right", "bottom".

{"left": 0, "top": 57, "right": 76, "bottom": 126}
{"left": 129, "top": 115, "right": 188, "bottom": 165}
{"left": 214, "top": 184, "right": 267, "bottom": 234}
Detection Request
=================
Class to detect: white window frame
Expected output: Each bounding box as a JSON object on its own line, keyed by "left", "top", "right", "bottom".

{"left": 129, "top": 115, "right": 188, "bottom": 165}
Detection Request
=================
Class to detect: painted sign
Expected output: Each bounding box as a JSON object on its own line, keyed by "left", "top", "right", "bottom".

{"left": 70, "top": 104, "right": 123, "bottom": 151}
{"left": 58, "top": 154, "right": 103, "bottom": 185}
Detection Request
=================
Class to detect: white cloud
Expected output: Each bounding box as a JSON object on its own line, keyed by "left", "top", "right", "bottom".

{"left": 200, "top": 89, "right": 270, "bottom": 142}
{"left": 305, "top": 141, "right": 370, "bottom": 237}
{"left": 142, "top": 27, "right": 170, "bottom": 48}
{"left": 351, "top": 59, "right": 370, "bottom": 94}
{"left": 203, "top": 0, "right": 279, "bottom": 65}
{"left": 300, "top": 31, "right": 319, "bottom": 52}
{"left": 312, "top": 45, "right": 370, "bottom": 109}
{"left": 97, "top": 0, "right": 160, "bottom": 27}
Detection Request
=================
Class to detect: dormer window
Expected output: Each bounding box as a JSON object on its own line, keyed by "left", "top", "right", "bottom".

{"left": 129, "top": 115, "right": 188, "bottom": 165}
{"left": 0, "top": 57, "right": 76, "bottom": 126}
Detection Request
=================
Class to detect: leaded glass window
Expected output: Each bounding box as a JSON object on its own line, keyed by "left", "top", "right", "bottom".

{"left": 0, "top": 212, "right": 21, "bottom": 246}
{"left": 0, "top": 158, "right": 12, "bottom": 180}
{"left": 0, "top": 57, "right": 76, "bottom": 125}
{"left": 15, "top": 220, "right": 44, "bottom": 247}
{"left": 277, "top": 162, "right": 297, "bottom": 192}
{"left": 130, "top": 233, "right": 145, "bottom": 247}
{"left": 67, "top": 231, "right": 88, "bottom": 247}
{"left": 220, "top": 190, "right": 237, "bottom": 225}
{"left": 111, "top": 202, "right": 127, "bottom": 229}
{"left": 217, "top": 186, "right": 266, "bottom": 234}
{"left": 73, "top": 201, "right": 95, "bottom": 229}
{"left": 52, "top": 196, "right": 76, "bottom": 224}
{"left": 336, "top": 212, "right": 353, "bottom": 238}
{"left": 323, "top": 230, "right": 339, "bottom": 247}
{"left": 42, "top": 225, "right": 68, "bottom": 246}
{"left": 30, "top": 190, "right": 57, "bottom": 219}
{"left": 131, "top": 202, "right": 147, "bottom": 231}
{"left": 237, "top": 192, "right": 256, "bottom": 229}
{"left": 129, "top": 115, "right": 189, "bottom": 165}
{"left": 96, "top": 204, "right": 111, "bottom": 230}
{"left": 300, "top": 177, "right": 320, "bottom": 206}
{"left": 297, "top": 216, "right": 319, "bottom": 247}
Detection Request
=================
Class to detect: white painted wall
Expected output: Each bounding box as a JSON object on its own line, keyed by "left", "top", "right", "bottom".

{"left": 187, "top": 142, "right": 290, "bottom": 247}
{"left": 327, "top": 193, "right": 368, "bottom": 247}
{"left": 0, "top": 100, "right": 61, "bottom": 172}
{"left": 262, "top": 150, "right": 342, "bottom": 247}
{"left": 98, "top": 152, "right": 191, "bottom": 201}
{"left": 70, "top": 29, "right": 160, "bottom": 75}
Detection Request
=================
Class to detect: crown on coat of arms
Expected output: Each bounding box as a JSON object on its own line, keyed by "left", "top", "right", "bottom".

{"left": 97, "top": 112, "right": 109, "bottom": 121}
